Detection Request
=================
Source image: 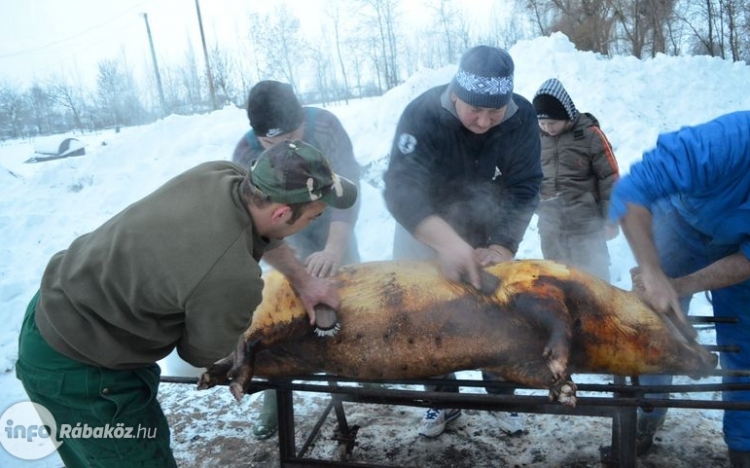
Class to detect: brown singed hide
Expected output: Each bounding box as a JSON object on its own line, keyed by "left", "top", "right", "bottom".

{"left": 199, "top": 260, "right": 717, "bottom": 405}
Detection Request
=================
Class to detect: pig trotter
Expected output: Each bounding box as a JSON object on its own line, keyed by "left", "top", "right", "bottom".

{"left": 198, "top": 355, "right": 234, "bottom": 390}
{"left": 549, "top": 380, "right": 577, "bottom": 407}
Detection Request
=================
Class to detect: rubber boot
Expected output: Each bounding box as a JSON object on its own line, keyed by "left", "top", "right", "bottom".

{"left": 635, "top": 409, "right": 666, "bottom": 455}
{"left": 252, "top": 390, "right": 278, "bottom": 440}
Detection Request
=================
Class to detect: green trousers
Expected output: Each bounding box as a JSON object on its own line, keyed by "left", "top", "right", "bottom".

{"left": 15, "top": 291, "right": 177, "bottom": 468}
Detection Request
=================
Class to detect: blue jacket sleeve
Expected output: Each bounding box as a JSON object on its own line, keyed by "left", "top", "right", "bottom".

{"left": 610, "top": 111, "right": 750, "bottom": 222}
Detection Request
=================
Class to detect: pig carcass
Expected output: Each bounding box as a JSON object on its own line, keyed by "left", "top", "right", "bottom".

{"left": 199, "top": 259, "right": 717, "bottom": 406}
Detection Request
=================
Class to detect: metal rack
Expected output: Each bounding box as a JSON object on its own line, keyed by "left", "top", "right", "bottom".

{"left": 162, "top": 371, "right": 750, "bottom": 468}
{"left": 160, "top": 315, "right": 750, "bottom": 468}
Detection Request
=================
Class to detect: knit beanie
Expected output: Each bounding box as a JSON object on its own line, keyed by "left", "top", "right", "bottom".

{"left": 532, "top": 94, "right": 569, "bottom": 120}
{"left": 450, "top": 46, "right": 514, "bottom": 109}
{"left": 246, "top": 81, "right": 304, "bottom": 138}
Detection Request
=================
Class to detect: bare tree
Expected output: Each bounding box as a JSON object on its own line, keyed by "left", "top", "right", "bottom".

{"left": 678, "top": 0, "right": 749, "bottom": 60}
{"left": 309, "top": 38, "right": 335, "bottom": 105}
{"left": 179, "top": 41, "right": 205, "bottom": 113}
{"left": 609, "top": 0, "right": 678, "bottom": 57}
{"left": 519, "top": 0, "right": 616, "bottom": 54}
{"left": 209, "top": 44, "right": 238, "bottom": 106}
{"left": 329, "top": 1, "right": 354, "bottom": 103}
{"left": 27, "top": 83, "right": 54, "bottom": 136}
{"left": 423, "top": 0, "right": 471, "bottom": 65}
{"left": 476, "top": 2, "right": 529, "bottom": 50}
{"left": 248, "top": 4, "right": 306, "bottom": 93}
{"left": 0, "top": 81, "right": 28, "bottom": 139}
{"left": 724, "top": 0, "right": 741, "bottom": 60}
{"left": 523, "top": 0, "right": 554, "bottom": 35}
{"left": 359, "top": 0, "right": 402, "bottom": 89}
{"left": 96, "top": 59, "right": 125, "bottom": 128}
{"left": 245, "top": 12, "right": 266, "bottom": 84}
{"left": 47, "top": 74, "right": 86, "bottom": 133}
{"left": 346, "top": 36, "right": 371, "bottom": 98}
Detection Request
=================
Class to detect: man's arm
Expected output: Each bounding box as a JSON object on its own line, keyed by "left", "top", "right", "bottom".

{"left": 304, "top": 110, "right": 361, "bottom": 275}
{"left": 413, "top": 215, "right": 480, "bottom": 289}
{"left": 620, "top": 203, "right": 693, "bottom": 336}
{"left": 673, "top": 252, "right": 750, "bottom": 297}
{"left": 304, "top": 220, "right": 355, "bottom": 277}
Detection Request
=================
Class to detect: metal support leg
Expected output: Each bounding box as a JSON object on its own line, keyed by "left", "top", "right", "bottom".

{"left": 331, "top": 393, "right": 359, "bottom": 459}
{"left": 277, "top": 387, "right": 297, "bottom": 464}
{"left": 603, "top": 375, "right": 637, "bottom": 468}
{"left": 609, "top": 404, "right": 638, "bottom": 468}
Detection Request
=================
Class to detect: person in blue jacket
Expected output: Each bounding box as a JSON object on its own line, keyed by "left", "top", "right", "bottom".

{"left": 609, "top": 111, "right": 750, "bottom": 466}
{"left": 383, "top": 45, "right": 542, "bottom": 438}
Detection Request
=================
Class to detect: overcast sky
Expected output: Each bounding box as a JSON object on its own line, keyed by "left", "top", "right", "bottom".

{"left": 0, "top": 0, "right": 325, "bottom": 88}
{"left": 0, "top": 0, "right": 502, "bottom": 90}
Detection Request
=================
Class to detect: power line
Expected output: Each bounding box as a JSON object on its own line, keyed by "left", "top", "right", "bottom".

{"left": 0, "top": 1, "right": 150, "bottom": 58}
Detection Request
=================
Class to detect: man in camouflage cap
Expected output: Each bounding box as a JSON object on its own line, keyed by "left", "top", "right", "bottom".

{"left": 15, "top": 139, "right": 357, "bottom": 467}
{"left": 251, "top": 139, "right": 357, "bottom": 209}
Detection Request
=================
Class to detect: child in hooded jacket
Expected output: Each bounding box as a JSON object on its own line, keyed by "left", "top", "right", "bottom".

{"left": 532, "top": 78, "right": 620, "bottom": 281}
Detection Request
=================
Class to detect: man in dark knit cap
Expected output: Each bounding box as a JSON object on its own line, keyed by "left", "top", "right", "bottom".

{"left": 383, "top": 45, "right": 542, "bottom": 438}
{"left": 234, "top": 81, "right": 361, "bottom": 276}
{"left": 232, "top": 80, "right": 362, "bottom": 439}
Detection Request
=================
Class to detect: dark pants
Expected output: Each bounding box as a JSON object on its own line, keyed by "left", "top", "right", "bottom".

{"left": 426, "top": 371, "right": 516, "bottom": 396}
{"left": 16, "top": 291, "right": 178, "bottom": 467}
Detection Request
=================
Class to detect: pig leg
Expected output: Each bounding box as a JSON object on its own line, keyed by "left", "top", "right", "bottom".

{"left": 198, "top": 335, "right": 260, "bottom": 403}
{"left": 481, "top": 291, "right": 576, "bottom": 405}
{"left": 227, "top": 338, "right": 259, "bottom": 403}
{"left": 514, "top": 291, "right": 573, "bottom": 384}
{"left": 529, "top": 294, "right": 577, "bottom": 405}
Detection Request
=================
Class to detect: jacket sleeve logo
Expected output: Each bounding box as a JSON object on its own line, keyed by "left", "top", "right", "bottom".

{"left": 397, "top": 133, "right": 417, "bottom": 154}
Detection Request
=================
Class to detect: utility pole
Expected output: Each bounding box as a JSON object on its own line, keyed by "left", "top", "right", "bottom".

{"left": 194, "top": 0, "right": 218, "bottom": 111}
{"left": 141, "top": 13, "right": 167, "bottom": 116}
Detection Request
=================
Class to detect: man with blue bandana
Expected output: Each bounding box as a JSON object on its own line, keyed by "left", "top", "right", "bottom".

{"left": 383, "top": 45, "right": 542, "bottom": 438}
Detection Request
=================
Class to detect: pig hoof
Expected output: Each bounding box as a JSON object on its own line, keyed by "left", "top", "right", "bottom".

{"left": 197, "top": 371, "right": 224, "bottom": 390}
{"left": 197, "top": 374, "right": 212, "bottom": 390}
{"left": 558, "top": 382, "right": 577, "bottom": 407}
{"left": 229, "top": 382, "right": 245, "bottom": 403}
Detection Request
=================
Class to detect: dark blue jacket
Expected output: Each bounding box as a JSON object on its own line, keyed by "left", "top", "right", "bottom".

{"left": 383, "top": 85, "right": 542, "bottom": 253}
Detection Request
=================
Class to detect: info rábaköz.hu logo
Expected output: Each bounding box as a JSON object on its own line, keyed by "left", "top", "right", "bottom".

{"left": 1, "top": 401, "right": 61, "bottom": 460}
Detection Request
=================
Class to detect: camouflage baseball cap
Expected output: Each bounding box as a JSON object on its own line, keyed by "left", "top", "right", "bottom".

{"left": 251, "top": 140, "right": 357, "bottom": 209}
